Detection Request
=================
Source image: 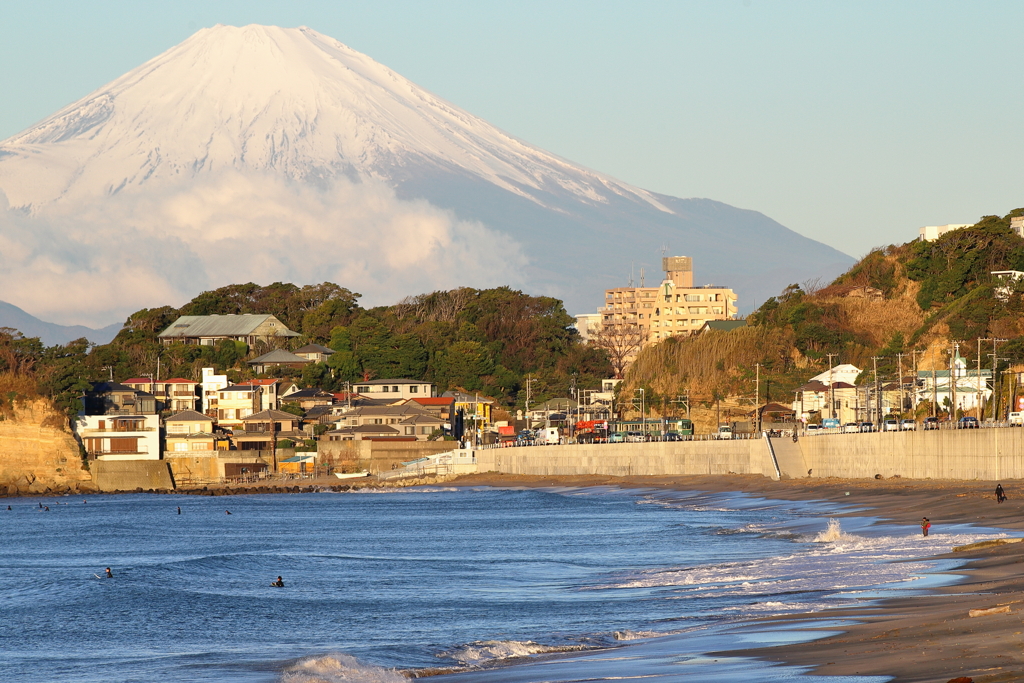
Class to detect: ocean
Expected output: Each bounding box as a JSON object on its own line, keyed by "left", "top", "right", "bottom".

{"left": 0, "top": 485, "right": 1007, "bottom": 683}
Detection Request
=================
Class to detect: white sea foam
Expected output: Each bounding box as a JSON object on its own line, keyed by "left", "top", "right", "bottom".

{"left": 440, "top": 640, "right": 585, "bottom": 666}
{"left": 280, "top": 654, "right": 405, "bottom": 683}
{"left": 813, "top": 518, "right": 851, "bottom": 542}
{"left": 613, "top": 629, "right": 663, "bottom": 640}
{"left": 592, "top": 519, "right": 1008, "bottom": 605}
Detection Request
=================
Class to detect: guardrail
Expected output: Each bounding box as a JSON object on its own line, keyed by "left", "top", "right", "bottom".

{"left": 802, "top": 420, "right": 1022, "bottom": 435}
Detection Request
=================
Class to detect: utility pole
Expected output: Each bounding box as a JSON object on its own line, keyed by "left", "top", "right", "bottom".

{"left": 946, "top": 344, "right": 954, "bottom": 419}
{"left": 871, "top": 356, "right": 883, "bottom": 427}
{"left": 755, "top": 363, "right": 761, "bottom": 433}
{"left": 896, "top": 352, "right": 904, "bottom": 417}
{"left": 826, "top": 353, "right": 838, "bottom": 420}
{"left": 931, "top": 347, "right": 938, "bottom": 419}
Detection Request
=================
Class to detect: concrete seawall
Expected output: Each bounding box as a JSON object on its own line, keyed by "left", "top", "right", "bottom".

{"left": 477, "top": 439, "right": 778, "bottom": 478}
{"left": 801, "top": 429, "right": 1024, "bottom": 480}
{"left": 476, "top": 429, "right": 1024, "bottom": 481}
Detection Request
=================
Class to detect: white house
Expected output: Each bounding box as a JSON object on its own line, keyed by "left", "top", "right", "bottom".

{"left": 919, "top": 224, "right": 971, "bottom": 241}
{"left": 201, "top": 367, "right": 229, "bottom": 417}
{"left": 76, "top": 414, "right": 161, "bottom": 461}
{"left": 353, "top": 378, "right": 433, "bottom": 400}
{"left": 916, "top": 355, "right": 991, "bottom": 413}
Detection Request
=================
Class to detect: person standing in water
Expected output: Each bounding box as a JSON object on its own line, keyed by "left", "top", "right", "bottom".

{"left": 271, "top": 576, "right": 284, "bottom": 587}
{"left": 105, "top": 567, "right": 113, "bottom": 578}
{"left": 996, "top": 484, "right": 1007, "bottom": 503}
{"left": 177, "top": 506, "right": 181, "bottom": 515}
{"left": 921, "top": 518, "right": 931, "bottom": 537}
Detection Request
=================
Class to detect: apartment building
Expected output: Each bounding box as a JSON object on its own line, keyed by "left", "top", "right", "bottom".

{"left": 596, "top": 256, "right": 738, "bottom": 357}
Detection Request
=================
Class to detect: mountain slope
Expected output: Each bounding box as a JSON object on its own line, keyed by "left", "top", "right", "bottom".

{"left": 0, "top": 300, "right": 120, "bottom": 346}
{"left": 0, "top": 24, "right": 852, "bottom": 325}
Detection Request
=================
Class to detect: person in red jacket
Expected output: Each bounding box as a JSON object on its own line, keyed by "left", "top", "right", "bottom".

{"left": 921, "top": 518, "right": 931, "bottom": 537}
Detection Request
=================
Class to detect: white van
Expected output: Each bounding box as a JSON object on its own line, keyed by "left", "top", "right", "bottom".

{"left": 534, "top": 427, "right": 562, "bottom": 445}
{"left": 716, "top": 425, "right": 733, "bottom": 440}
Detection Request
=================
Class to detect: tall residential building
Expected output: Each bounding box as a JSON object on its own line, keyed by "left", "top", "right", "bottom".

{"left": 599, "top": 257, "right": 737, "bottom": 341}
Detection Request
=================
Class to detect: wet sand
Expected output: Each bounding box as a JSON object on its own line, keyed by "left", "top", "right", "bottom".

{"left": 450, "top": 472, "right": 1024, "bottom": 683}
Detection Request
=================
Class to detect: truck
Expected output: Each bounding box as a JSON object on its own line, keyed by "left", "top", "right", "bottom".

{"left": 533, "top": 427, "right": 562, "bottom": 445}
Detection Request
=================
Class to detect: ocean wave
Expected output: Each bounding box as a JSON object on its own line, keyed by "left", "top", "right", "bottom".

{"left": 589, "top": 520, "right": 1006, "bottom": 599}
{"left": 812, "top": 518, "right": 852, "bottom": 543}
{"left": 613, "top": 629, "right": 663, "bottom": 641}
{"left": 279, "top": 654, "right": 405, "bottom": 683}
{"left": 439, "top": 640, "right": 586, "bottom": 666}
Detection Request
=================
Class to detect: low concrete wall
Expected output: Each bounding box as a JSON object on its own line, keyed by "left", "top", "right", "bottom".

{"left": 319, "top": 440, "right": 459, "bottom": 474}
{"left": 476, "top": 439, "right": 776, "bottom": 478}
{"left": 800, "top": 429, "right": 1024, "bottom": 480}
{"left": 91, "top": 460, "right": 175, "bottom": 491}
{"left": 476, "top": 429, "right": 1024, "bottom": 481}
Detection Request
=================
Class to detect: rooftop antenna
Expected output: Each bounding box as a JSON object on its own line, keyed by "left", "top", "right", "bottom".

{"left": 640, "top": 267, "right": 645, "bottom": 287}
{"left": 629, "top": 262, "right": 635, "bottom": 288}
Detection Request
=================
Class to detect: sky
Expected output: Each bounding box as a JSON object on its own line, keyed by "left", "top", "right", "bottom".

{"left": 1, "top": 1, "right": 1023, "bottom": 301}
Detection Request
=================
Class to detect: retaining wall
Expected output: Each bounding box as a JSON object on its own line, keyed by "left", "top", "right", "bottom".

{"left": 476, "top": 429, "right": 1024, "bottom": 481}
{"left": 91, "top": 460, "right": 175, "bottom": 491}
{"left": 800, "top": 429, "right": 1024, "bottom": 480}
{"left": 476, "top": 439, "right": 777, "bottom": 478}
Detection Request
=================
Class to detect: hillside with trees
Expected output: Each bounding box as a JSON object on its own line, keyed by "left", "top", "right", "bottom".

{"left": 0, "top": 284, "right": 612, "bottom": 424}
{"left": 621, "top": 208, "right": 1024, "bottom": 431}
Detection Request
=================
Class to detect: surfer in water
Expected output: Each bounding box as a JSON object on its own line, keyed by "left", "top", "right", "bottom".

{"left": 271, "top": 576, "right": 284, "bottom": 587}
{"left": 105, "top": 567, "right": 113, "bottom": 578}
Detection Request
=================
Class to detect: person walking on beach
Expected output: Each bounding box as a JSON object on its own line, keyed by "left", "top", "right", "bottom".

{"left": 996, "top": 484, "right": 1007, "bottom": 504}
{"left": 921, "top": 517, "right": 931, "bottom": 537}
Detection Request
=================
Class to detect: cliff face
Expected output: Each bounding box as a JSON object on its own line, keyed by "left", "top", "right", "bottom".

{"left": 0, "top": 399, "right": 96, "bottom": 495}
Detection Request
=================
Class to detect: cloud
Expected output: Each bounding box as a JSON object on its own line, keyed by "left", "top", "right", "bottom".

{"left": 0, "top": 173, "right": 529, "bottom": 327}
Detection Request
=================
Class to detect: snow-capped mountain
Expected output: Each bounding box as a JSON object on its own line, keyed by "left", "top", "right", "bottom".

{"left": 0, "top": 24, "right": 852, "bottom": 327}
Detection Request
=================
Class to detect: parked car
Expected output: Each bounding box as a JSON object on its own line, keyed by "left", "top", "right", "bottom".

{"left": 883, "top": 418, "right": 900, "bottom": 432}
{"left": 923, "top": 417, "right": 940, "bottom": 430}
{"left": 664, "top": 431, "right": 683, "bottom": 441}
{"left": 608, "top": 432, "right": 626, "bottom": 443}
{"left": 843, "top": 422, "right": 860, "bottom": 433}
{"left": 900, "top": 419, "right": 917, "bottom": 431}
{"left": 716, "top": 425, "right": 734, "bottom": 440}
{"left": 624, "top": 431, "right": 646, "bottom": 442}
{"left": 1009, "top": 411, "right": 1024, "bottom": 426}
{"left": 859, "top": 421, "right": 875, "bottom": 432}
{"left": 957, "top": 416, "right": 980, "bottom": 429}
{"left": 806, "top": 424, "right": 822, "bottom": 434}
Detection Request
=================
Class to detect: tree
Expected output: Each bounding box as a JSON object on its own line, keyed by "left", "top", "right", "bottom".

{"left": 591, "top": 322, "right": 647, "bottom": 379}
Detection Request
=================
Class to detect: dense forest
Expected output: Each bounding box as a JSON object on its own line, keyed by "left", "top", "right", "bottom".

{"left": 0, "top": 284, "right": 612, "bottom": 421}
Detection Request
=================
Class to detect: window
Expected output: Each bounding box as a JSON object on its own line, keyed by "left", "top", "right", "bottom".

{"left": 404, "top": 426, "right": 414, "bottom": 435}
{"left": 421, "top": 426, "right": 431, "bottom": 434}
{"left": 191, "top": 442, "right": 208, "bottom": 451}
{"left": 174, "top": 442, "right": 188, "bottom": 451}
{"left": 374, "top": 418, "right": 382, "bottom": 425}
{"left": 410, "top": 386, "right": 418, "bottom": 394}
{"left": 168, "top": 424, "right": 186, "bottom": 433}
{"left": 356, "top": 386, "right": 367, "bottom": 393}
{"left": 392, "top": 386, "right": 399, "bottom": 392}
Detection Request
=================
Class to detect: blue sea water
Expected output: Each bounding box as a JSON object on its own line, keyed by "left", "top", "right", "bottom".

{"left": 0, "top": 486, "right": 1008, "bottom": 683}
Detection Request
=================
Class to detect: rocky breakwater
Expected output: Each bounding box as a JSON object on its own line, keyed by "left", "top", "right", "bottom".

{"left": 0, "top": 399, "right": 96, "bottom": 496}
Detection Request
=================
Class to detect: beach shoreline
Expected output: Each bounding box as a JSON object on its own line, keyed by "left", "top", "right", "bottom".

{"left": 448, "top": 472, "right": 1024, "bottom": 683}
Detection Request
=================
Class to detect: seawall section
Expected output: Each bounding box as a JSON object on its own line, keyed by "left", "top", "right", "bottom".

{"left": 800, "top": 429, "right": 1024, "bottom": 480}
{"left": 476, "top": 429, "right": 1024, "bottom": 481}
{"left": 476, "top": 439, "right": 778, "bottom": 478}
{"left": 91, "top": 460, "right": 175, "bottom": 492}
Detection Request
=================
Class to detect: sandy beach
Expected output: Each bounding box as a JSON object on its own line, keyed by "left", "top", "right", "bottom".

{"left": 449, "top": 472, "right": 1024, "bottom": 683}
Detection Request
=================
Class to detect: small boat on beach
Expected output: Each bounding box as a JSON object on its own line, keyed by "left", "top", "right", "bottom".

{"left": 333, "top": 471, "right": 371, "bottom": 479}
